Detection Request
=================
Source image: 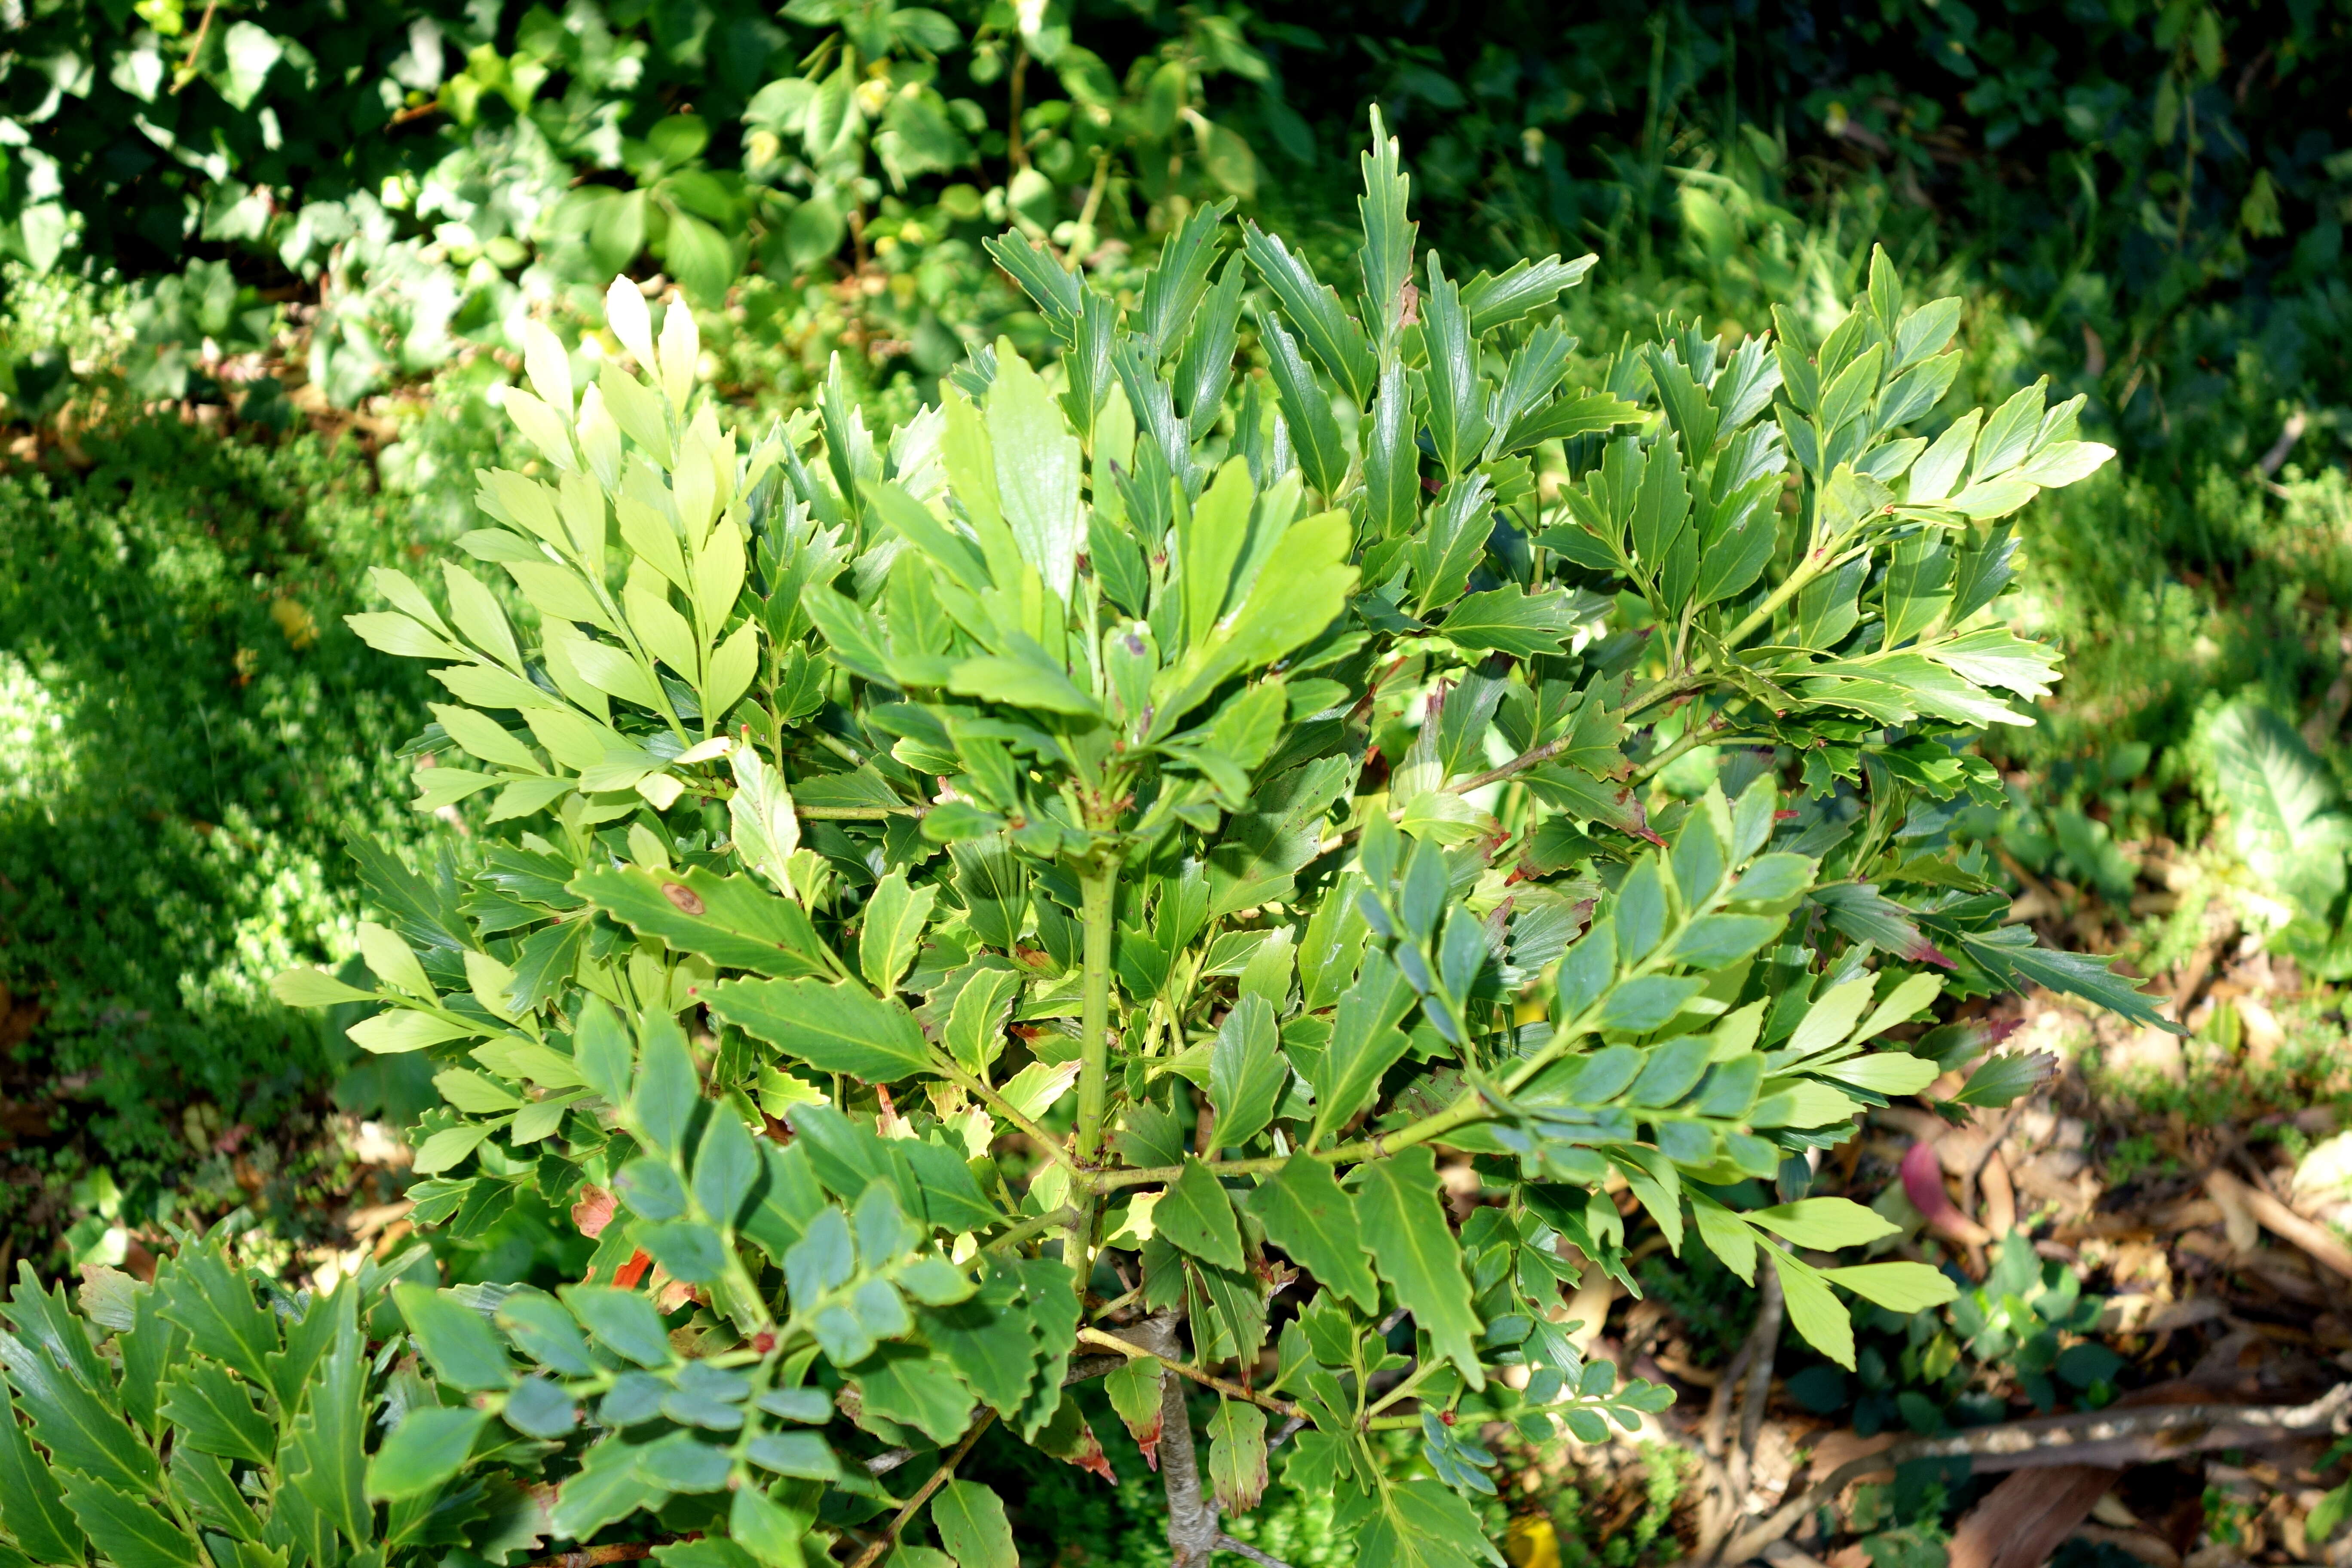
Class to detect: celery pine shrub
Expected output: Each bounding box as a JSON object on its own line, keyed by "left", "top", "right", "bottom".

{"left": 0, "top": 115, "right": 2166, "bottom": 1568}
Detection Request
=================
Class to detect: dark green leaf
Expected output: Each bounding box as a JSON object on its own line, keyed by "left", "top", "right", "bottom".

{"left": 571, "top": 867, "right": 830, "bottom": 979}
{"left": 283, "top": 1285, "right": 367, "bottom": 1546}
{"left": 0, "top": 1384, "right": 84, "bottom": 1563}
{"left": 854, "top": 1349, "right": 974, "bottom": 1445}
{"left": 560, "top": 1286, "right": 673, "bottom": 1368}
{"left": 55, "top": 1474, "right": 197, "bottom": 1568}
{"left": 709, "top": 978, "right": 937, "bottom": 1082}
{"left": 156, "top": 1363, "right": 273, "bottom": 1464}
{"left": 1351, "top": 1147, "right": 1482, "bottom": 1387}
{"left": 394, "top": 1284, "right": 513, "bottom": 1392}
{"left": 931, "top": 1479, "right": 1017, "bottom": 1568}
{"left": 1948, "top": 1051, "right": 2061, "bottom": 1107}
{"left": 1155, "top": 1159, "right": 1246, "bottom": 1272}
{"left": 366, "top": 1406, "right": 488, "bottom": 1502}
{"left": 1243, "top": 1155, "right": 1379, "bottom": 1314}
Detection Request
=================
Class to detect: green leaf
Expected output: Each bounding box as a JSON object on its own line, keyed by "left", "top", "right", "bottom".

{"left": 643, "top": 1221, "right": 728, "bottom": 1284}
{"left": 366, "top": 1406, "right": 489, "bottom": 1502}
{"left": 1439, "top": 586, "right": 1589, "bottom": 658}
{"left": 693, "top": 1108, "right": 762, "bottom": 1229}
{"left": 572, "top": 866, "right": 830, "bottom": 978}
{"left": 156, "top": 1363, "right": 273, "bottom": 1464}
{"left": 498, "top": 1292, "right": 595, "bottom": 1377}
{"left": 1240, "top": 223, "right": 1375, "bottom": 403}
{"left": 1687, "top": 1194, "right": 1757, "bottom": 1286}
{"left": 1745, "top": 1199, "right": 1900, "bottom": 1250}
{"left": 931, "top": 1480, "right": 1017, "bottom": 1568}
{"left": 1243, "top": 1155, "right": 1379, "bottom": 1313}
{"left": 2200, "top": 700, "right": 2352, "bottom": 915}
{"left": 283, "top": 1286, "right": 367, "bottom": 1547}
{"left": 560, "top": 1287, "right": 673, "bottom": 1368}
{"left": 152, "top": 1247, "right": 275, "bottom": 1391}
{"left": 1155, "top": 1159, "right": 1245, "bottom": 1273}
{"left": 1308, "top": 949, "right": 1416, "bottom": 1146}
{"left": 986, "top": 350, "right": 1085, "bottom": 603}
{"left": 1948, "top": 1051, "right": 2060, "bottom": 1107}
{"left": 0, "top": 1338, "right": 155, "bottom": 1497}
{"left": 1207, "top": 994, "right": 1287, "bottom": 1152}
{"left": 632, "top": 1010, "right": 699, "bottom": 1159}
{"left": 0, "top": 1384, "right": 85, "bottom": 1564}
{"left": 1102, "top": 1355, "right": 1164, "bottom": 1460}
{"left": 1947, "top": 925, "right": 2177, "bottom": 1034}
{"left": 1822, "top": 1263, "right": 1960, "bottom": 1312}
{"left": 1205, "top": 1399, "right": 1268, "bottom": 1513}
{"left": 918, "top": 1268, "right": 1036, "bottom": 1421}
{"left": 1351, "top": 1147, "right": 1483, "bottom": 1388}
{"left": 548, "top": 1436, "right": 669, "bottom": 1541}
{"left": 1768, "top": 1251, "right": 1854, "bottom": 1370}
{"left": 709, "top": 977, "right": 937, "bottom": 1082}
{"left": 729, "top": 1485, "right": 813, "bottom": 1568}
{"left": 854, "top": 1349, "right": 973, "bottom": 1445}
{"left": 858, "top": 873, "right": 937, "bottom": 994}
{"left": 167, "top": 1448, "right": 255, "bottom": 1544}
{"left": 54, "top": 1474, "right": 197, "bottom": 1568}
{"left": 394, "top": 1284, "right": 514, "bottom": 1391}
{"left": 568, "top": 998, "right": 634, "bottom": 1109}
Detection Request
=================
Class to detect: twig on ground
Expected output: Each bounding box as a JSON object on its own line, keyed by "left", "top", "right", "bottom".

{"left": 2208, "top": 1168, "right": 2352, "bottom": 1280}
{"left": 1715, "top": 1382, "right": 2352, "bottom": 1565}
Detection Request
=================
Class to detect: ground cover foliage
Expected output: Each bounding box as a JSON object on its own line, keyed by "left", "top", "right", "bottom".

{"left": 3, "top": 1, "right": 2352, "bottom": 1565}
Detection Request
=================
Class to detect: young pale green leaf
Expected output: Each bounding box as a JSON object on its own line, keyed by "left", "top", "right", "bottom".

{"left": 1822, "top": 1262, "right": 1960, "bottom": 1312}
{"left": 1767, "top": 1250, "right": 1855, "bottom": 1370}
{"left": 1814, "top": 1051, "right": 1941, "bottom": 1096}
{"left": 1745, "top": 1198, "right": 1900, "bottom": 1251}
{"left": 1687, "top": 1194, "right": 1758, "bottom": 1286}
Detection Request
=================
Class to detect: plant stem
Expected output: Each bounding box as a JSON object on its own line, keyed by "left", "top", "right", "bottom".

{"left": 1090, "top": 1090, "right": 1490, "bottom": 1192}
{"left": 1073, "top": 858, "right": 1120, "bottom": 1165}
{"left": 983, "top": 1205, "right": 1078, "bottom": 1257}
{"left": 1064, "top": 851, "right": 1121, "bottom": 1298}
{"left": 1077, "top": 1326, "right": 1302, "bottom": 1420}
{"left": 1720, "top": 545, "right": 1834, "bottom": 651}
{"left": 933, "top": 1055, "right": 1081, "bottom": 1172}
